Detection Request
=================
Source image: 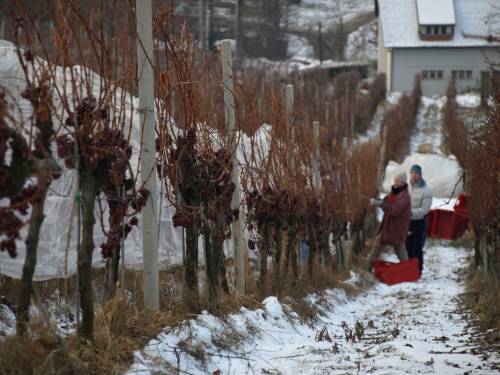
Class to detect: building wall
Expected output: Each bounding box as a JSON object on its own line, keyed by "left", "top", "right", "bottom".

{"left": 391, "top": 47, "right": 499, "bottom": 96}
{"left": 377, "top": 19, "right": 387, "bottom": 74}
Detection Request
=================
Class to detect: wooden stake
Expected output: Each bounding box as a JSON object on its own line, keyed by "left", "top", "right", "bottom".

{"left": 221, "top": 40, "right": 245, "bottom": 295}
{"left": 136, "top": 0, "right": 159, "bottom": 310}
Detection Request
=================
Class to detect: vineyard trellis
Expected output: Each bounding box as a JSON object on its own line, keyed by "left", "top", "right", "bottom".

{"left": 0, "top": 1, "right": 391, "bottom": 344}
{"left": 443, "top": 77, "right": 500, "bottom": 282}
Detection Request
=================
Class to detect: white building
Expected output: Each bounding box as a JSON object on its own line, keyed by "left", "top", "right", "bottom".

{"left": 376, "top": 0, "right": 500, "bottom": 96}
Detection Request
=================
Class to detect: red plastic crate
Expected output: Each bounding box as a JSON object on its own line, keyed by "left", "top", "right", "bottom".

{"left": 427, "top": 209, "right": 455, "bottom": 239}
{"left": 427, "top": 194, "right": 470, "bottom": 240}
{"left": 373, "top": 258, "right": 420, "bottom": 285}
{"left": 454, "top": 193, "right": 468, "bottom": 211}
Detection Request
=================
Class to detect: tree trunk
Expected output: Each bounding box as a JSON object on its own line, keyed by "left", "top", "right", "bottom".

{"left": 104, "top": 245, "right": 120, "bottom": 298}
{"left": 272, "top": 228, "right": 283, "bottom": 295}
{"left": 185, "top": 225, "right": 200, "bottom": 311}
{"left": 473, "top": 224, "right": 482, "bottom": 268}
{"left": 285, "top": 226, "right": 298, "bottom": 284}
{"left": 17, "top": 185, "right": 48, "bottom": 336}
{"left": 307, "top": 224, "right": 317, "bottom": 279}
{"left": 319, "top": 230, "right": 331, "bottom": 267}
{"left": 78, "top": 170, "right": 97, "bottom": 341}
{"left": 218, "top": 244, "right": 229, "bottom": 294}
{"left": 259, "top": 223, "right": 270, "bottom": 293}
{"left": 290, "top": 229, "right": 299, "bottom": 284}
{"left": 204, "top": 205, "right": 218, "bottom": 305}
{"left": 214, "top": 215, "right": 228, "bottom": 294}
{"left": 337, "top": 238, "right": 345, "bottom": 268}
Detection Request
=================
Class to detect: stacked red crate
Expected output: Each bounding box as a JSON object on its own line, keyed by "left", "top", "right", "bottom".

{"left": 426, "top": 193, "right": 470, "bottom": 240}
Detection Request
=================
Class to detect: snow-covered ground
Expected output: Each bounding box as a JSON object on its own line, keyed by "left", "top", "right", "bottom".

{"left": 289, "top": 0, "right": 373, "bottom": 31}
{"left": 344, "top": 19, "right": 378, "bottom": 61}
{"left": 284, "top": 0, "right": 374, "bottom": 62}
{"left": 126, "top": 242, "right": 498, "bottom": 374}
{"left": 383, "top": 153, "right": 463, "bottom": 198}
{"left": 410, "top": 96, "right": 447, "bottom": 155}
{"left": 355, "top": 92, "right": 391, "bottom": 145}
{"left": 456, "top": 93, "right": 481, "bottom": 109}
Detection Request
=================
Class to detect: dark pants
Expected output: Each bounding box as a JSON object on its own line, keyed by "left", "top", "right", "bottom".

{"left": 406, "top": 218, "right": 427, "bottom": 274}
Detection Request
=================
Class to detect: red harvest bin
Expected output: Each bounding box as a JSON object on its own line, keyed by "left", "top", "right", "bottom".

{"left": 426, "top": 193, "right": 470, "bottom": 240}
{"left": 373, "top": 258, "right": 420, "bottom": 285}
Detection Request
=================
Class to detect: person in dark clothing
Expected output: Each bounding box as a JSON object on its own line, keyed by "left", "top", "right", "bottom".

{"left": 406, "top": 164, "right": 432, "bottom": 274}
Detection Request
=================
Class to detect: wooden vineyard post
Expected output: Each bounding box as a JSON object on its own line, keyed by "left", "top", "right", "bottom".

{"left": 221, "top": 40, "right": 245, "bottom": 295}
{"left": 136, "top": 0, "right": 159, "bottom": 310}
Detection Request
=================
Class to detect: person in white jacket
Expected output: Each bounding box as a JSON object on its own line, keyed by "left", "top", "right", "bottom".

{"left": 405, "top": 164, "right": 433, "bottom": 274}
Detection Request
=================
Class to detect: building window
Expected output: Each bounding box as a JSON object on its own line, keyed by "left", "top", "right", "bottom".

{"left": 452, "top": 70, "right": 473, "bottom": 80}
{"left": 419, "top": 24, "right": 454, "bottom": 37}
{"left": 422, "top": 70, "right": 444, "bottom": 80}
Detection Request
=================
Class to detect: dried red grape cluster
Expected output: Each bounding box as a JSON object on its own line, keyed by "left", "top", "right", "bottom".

{"left": 202, "top": 148, "right": 237, "bottom": 239}
{"left": 56, "top": 96, "right": 147, "bottom": 258}
{"left": 165, "top": 128, "right": 238, "bottom": 235}
{"left": 304, "top": 191, "right": 321, "bottom": 229}
{"left": 246, "top": 187, "right": 305, "bottom": 249}
{"left": 166, "top": 128, "right": 205, "bottom": 229}
{"left": 20, "top": 82, "right": 54, "bottom": 159}
{"left": 0, "top": 86, "right": 55, "bottom": 257}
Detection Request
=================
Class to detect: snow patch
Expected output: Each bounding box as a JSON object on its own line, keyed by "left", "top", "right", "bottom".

{"left": 410, "top": 95, "right": 447, "bottom": 154}
{"left": 383, "top": 153, "right": 463, "bottom": 198}
{"left": 0, "top": 305, "right": 16, "bottom": 337}
{"left": 345, "top": 19, "right": 378, "bottom": 61}
{"left": 456, "top": 93, "right": 481, "bottom": 109}
{"left": 127, "top": 243, "right": 500, "bottom": 374}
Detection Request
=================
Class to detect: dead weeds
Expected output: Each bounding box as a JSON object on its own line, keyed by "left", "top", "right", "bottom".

{"left": 0, "top": 244, "right": 377, "bottom": 374}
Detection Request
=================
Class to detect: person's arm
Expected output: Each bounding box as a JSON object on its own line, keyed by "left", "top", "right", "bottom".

{"left": 411, "top": 187, "right": 433, "bottom": 218}
{"left": 381, "top": 193, "right": 409, "bottom": 217}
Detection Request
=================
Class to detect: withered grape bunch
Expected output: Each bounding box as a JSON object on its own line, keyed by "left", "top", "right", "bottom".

{"left": 56, "top": 96, "right": 146, "bottom": 259}
{"left": 0, "top": 89, "right": 46, "bottom": 258}
{"left": 166, "top": 128, "right": 206, "bottom": 230}
{"left": 246, "top": 186, "right": 292, "bottom": 230}
{"left": 165, "top": 128, "right": 238, "bottom": 238}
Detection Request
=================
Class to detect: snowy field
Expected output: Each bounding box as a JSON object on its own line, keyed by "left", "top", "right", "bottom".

{"left": 344, "top": 19, "right": 378, "bottom": 61}
{"left": 289, "top": 0, "right": 373, "bottom": 31}
{"left": 410, "top": 96, "right": 447, "bottom": 155}
{"left": 126, "top": 242, "right": 499, "bottom": 374}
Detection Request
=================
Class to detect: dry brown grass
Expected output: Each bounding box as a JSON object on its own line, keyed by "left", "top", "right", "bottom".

{"left": 0, "top": 292, "right": 174, "bottom": 375}
{"left": 461, "top": 268, "right": 500, "bottom": 357}
{"left": 0, "top": 266, "right": 267, "bottom": 375}
{"left": 464, "top": 273, "right": 500, "bottom": 332}
{"left": 0, "top": 242, "right": 378, "bottom": 374}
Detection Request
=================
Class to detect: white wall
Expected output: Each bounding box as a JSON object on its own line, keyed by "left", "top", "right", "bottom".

{"left": 391, "top": 47, "right": 500, "bottom": 95}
